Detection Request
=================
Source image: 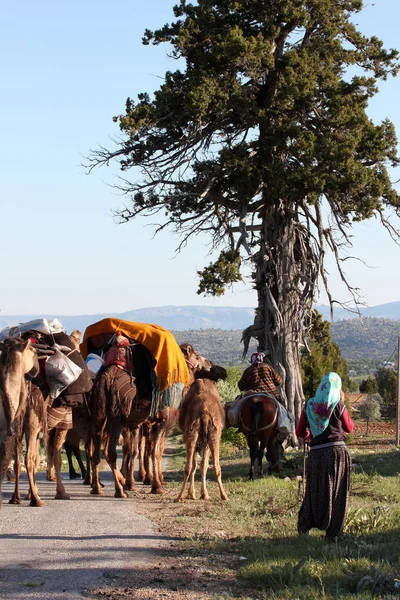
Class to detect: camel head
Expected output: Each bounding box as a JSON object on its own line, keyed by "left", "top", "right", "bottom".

{"left": 0, "top": 338, "right": 40, "bottom": 378}
{"left": 195, "top": 364, "right": 227, "bottom": 382}
{"left": 180, "top": 343, "right": 212, "bottom": 373}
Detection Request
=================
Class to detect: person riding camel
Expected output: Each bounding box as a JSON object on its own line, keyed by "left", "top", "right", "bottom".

{"left": 237, "top": 352, "right": 282, "bottom": 400}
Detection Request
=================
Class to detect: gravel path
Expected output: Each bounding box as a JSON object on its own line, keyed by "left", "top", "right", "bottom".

{"left": 0, "top": 470, "right": 167, "bottom": 600}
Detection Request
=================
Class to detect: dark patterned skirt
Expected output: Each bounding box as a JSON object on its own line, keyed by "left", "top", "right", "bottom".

{"left": 298, "top": 444, "right": 352, "bottom": 539}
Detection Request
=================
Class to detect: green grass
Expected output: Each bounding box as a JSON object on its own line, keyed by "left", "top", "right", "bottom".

{"left": 163, "top": 442, "right": 400, "bottom": 599}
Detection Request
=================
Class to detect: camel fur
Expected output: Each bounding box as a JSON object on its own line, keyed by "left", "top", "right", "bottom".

{"left": 175, "top": 364, "right": 228, "bottom": 503}
{"left": 0, "top": 338, "right": 39, "bottom": 509}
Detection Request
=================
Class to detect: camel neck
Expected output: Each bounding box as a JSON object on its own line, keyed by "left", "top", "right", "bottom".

{"left": 0, "top": 359, "right": 26, "bottom": 423}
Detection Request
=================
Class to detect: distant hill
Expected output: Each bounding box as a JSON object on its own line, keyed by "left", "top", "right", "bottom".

{"left": 315, "top": 301, "right": 400, "bottom": 321}
{"left": 0, "top": 306, "right": 255, "bottom": 333}
{"left": 1, "top": 305, "right": 400, "bottom": 363}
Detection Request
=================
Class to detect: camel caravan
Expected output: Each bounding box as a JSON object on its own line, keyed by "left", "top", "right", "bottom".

{"left": 0, "top": 317, "right": 293, "bottom": 509}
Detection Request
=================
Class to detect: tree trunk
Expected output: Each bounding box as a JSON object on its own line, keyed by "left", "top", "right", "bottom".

{"left": 244, "top": 204, "right": 314, "bottom": 423}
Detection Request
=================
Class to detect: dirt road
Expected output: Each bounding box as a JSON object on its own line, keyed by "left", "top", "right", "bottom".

{"left": 0, "top": 471, "right": 167, "bottom": 600}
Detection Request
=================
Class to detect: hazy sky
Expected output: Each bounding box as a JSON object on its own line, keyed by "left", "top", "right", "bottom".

{"left": 1, "top": 1, "right": 400, "bottom": 316}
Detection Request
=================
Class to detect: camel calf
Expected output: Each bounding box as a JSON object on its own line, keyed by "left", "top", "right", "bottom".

{"left": 175, "top": 365, "right": 228, "bottom": 503}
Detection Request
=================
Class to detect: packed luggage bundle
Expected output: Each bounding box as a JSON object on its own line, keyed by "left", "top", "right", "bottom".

{"left": 81, "top": 318, "right": 190, "bottom": 416}
{"left": 0, "top": 318, "right": 64, "bottom": 341}
{"left": 0, "top": 318, "right": 92, "bottom": 404}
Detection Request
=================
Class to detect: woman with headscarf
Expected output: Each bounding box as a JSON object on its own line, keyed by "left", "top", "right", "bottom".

{"left": 296, "top": 372, "right": 354, "bottom": 540}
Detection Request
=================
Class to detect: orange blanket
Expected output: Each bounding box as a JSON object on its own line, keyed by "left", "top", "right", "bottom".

{"left": 81, "top": 317, "right": 190, "bottom": 392}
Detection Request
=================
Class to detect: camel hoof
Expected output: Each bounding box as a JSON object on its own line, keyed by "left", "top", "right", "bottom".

{"left": 143, "top": 477, "right": 152, "bottom": 486}
{"left": 30, "top": 499, "right": 45, "bottom": 507}
{"left": 90, "top": 487, "right": 104, "bottom": 496}
{"left": 82, "top": 478, "right": 92, "bottom": 486}
{"left": 69, "top": 472, "right": 81, "bottom": 480}
{"left": 151, "top": 487, "right": 164, "bottom": 495}
{"left": 174, "top": 497, "right": 184, "bottom": 503}
{"left": 221, "top": 496, "right": 229, "bottom": 501}
{"left": 200, "top": 495, "right": 210, "bottom": 501}
{"left": 8, "top": 497, "right": 21, "bottom": 505}
{"left": 46, "top": 475, "right": 56, "bottom": 482}
{"left": 114, "top": 491, "right": 127, "bottom": 499}
{"left": 125, "top": 484, "right": 136, "bottom": 492}
{"left": 55, "top": 492, "right": 71, "bottom": 500}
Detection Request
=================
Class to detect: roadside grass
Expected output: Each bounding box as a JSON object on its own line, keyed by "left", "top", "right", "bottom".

{"left": 159, "top": 440, "right": 400, "bottom": 600}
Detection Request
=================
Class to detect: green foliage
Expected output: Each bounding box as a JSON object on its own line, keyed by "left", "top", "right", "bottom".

{"left": 301, "top": 311, "right": 349, "bottom": 398}
{"left": 197, "top": 250, "right": 242, "bottom": 297}
{"left": 91, "top": 0, "right": 400, "bottom": 417}
{"left": 345, "top": 506, "right": 390, "bottom": 536}
{"left": 359, "top": 394, "right": 381, "bottom": 435}
{"left": 359, "top": 376, "right": 378, "bottom": 394}
{"left": 375, "top": 368, "right": 397, "bottom": 418}
{"left": 348, "top": 379, "right": 360, "bottom": 393}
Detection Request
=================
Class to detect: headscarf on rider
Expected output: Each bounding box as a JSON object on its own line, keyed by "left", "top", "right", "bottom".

{"left": 305, "top": 372, "right": 342, "bottom": 438}
{"left": 250, "top": 352, "right": 265, "bottom": 366}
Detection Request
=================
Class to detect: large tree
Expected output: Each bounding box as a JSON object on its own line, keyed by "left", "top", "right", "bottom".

{"left": 88, "top": 0, "right": 400, "bottom": 420}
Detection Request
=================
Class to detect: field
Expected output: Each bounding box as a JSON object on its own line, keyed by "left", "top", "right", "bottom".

{"left": 96, "top": 424, "right": 400, "bottom": 600}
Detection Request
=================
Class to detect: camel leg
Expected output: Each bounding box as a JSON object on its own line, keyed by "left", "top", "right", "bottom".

{"left": 9, "top": 436, "right": 22, "bottom": 505}
{"left": 137, "top": 427, "right": 146, "bottom": 482}
{"left": 151, "top": 428, "right": 164, "bottom": 494}
{"left": 126, "top": 428, "right": 139, "bottom": 492}
{"left": 200, "top": 446, "right": 211, "bottom": 500}
{"left": 175, "top": 434, "right": 198, "bottom": 503}
{"left": 187, "top": 448, "right": 198, "bottom": 500}
{"left": 120, "top": 428, "right": 130, "bottom": 479}
{"left": 90, "top": 428, "right": 104, "bottom": 495}
{"left": 209, "top": 437, "right": 228, "bottom": 501}
{"left": 103, "top": 426, "right": 126, "bottom": 498}
{"left": 27, "top": 434, "right": 44, "bottom": 507}
{"left": 158, "top": 432, "right": 167, "bottom": 486}
{"left": 65, "top": 441, "right": 79, "bottom": 479}
{"left": 83, "top": 439, "right": 92, "bottom": 485}
{"left": 53, "top": 429, "right": 70, "bottom": 500}
{"left": 46, "top": 430, "right": 56, "bottom": 482}
{"left": 143, "top": 434, "right": 153, "bottom": 485}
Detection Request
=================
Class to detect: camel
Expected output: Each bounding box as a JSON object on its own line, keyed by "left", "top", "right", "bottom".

{"left": 9, "top": 381, "right": 50, "bottom": 506}
{"left": 175, "top": 364, "right": 229, "bottom": 503}
{"left": 0, "top": 338, "right": 39, "bottom": 509}
{"left": 137, "top": 344, "right": 212, "bottom": 493}
{"left": 89, "top": 340, "right": 155, "bottom": 498}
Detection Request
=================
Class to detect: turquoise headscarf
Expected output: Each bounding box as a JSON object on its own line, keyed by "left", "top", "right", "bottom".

{"left": 305, "top": 372, "right": 342, "bottom": 438}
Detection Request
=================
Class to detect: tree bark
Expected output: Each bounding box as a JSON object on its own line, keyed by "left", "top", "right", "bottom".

{"left": 246, "top": 204, "right": 308, "bottom": 422}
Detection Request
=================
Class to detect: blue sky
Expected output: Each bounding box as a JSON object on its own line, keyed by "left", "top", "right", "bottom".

{"left": 1, "top": 0, "right": 400, "bottom": 316}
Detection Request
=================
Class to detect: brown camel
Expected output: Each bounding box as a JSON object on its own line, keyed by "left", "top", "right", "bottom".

{"left": 89, "top": 340, "right": 155, "bottom": 498}
{"left": 175, "top": 364, "right": 229, "bottom": 503}
{"left": 9, "top": 382, "right": 50, "bottom": 506}
{"left": 137, "top": 344, "right": 212, "bottom": 493}
{"left": 0, "top": 338, "right": 39, "bottom": 509}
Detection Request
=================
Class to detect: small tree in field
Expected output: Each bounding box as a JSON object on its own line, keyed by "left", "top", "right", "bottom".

{"left": 359, "top": 376, "right": 378, "bottom": 394}
{"left": 360, "top": 393, "right": 381, "bottom": 436}
{"left": 88, "top": 0, "right": 400, "bottom": 421}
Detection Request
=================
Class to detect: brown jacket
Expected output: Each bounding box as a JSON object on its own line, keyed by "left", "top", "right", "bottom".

{"left": 238, "top": 363, "right": 282, "bottom": 397}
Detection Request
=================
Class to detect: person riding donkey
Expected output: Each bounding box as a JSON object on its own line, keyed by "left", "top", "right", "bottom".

{"left": 238, "top": 352, "right": 282, "bottom": 400}
{"left": 226, "top": 352, "right": 293, "bottom": 446}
